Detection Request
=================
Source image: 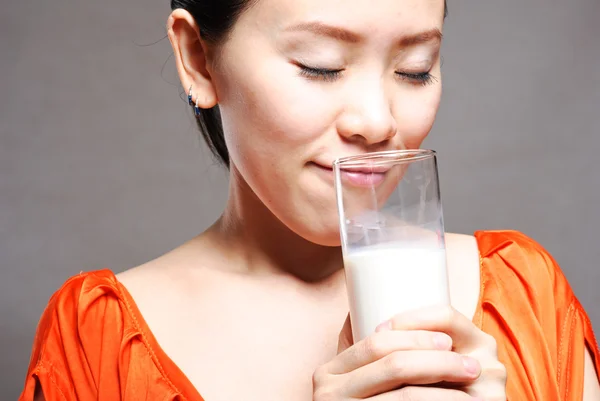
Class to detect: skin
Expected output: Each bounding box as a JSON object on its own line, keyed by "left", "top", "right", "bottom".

{"left": 34, "top": 0, "right": 600, "bottom": 399}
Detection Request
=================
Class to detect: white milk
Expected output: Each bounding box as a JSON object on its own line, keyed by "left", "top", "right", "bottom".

{"left": 343, "top": 246, "right": 450, "bottom": 341}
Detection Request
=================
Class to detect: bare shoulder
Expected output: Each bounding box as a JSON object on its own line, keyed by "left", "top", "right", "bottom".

{"left": 445, "top": 232, "right": 481, "bottom": 321}
{"left": 116, "top": 235, "right": 218, "bottom": 312}
{"left": 445, "top": 232, "right": 479, "bottom": 265}
{"left": 116, "top": 247, "right": 184, "bottom": 297}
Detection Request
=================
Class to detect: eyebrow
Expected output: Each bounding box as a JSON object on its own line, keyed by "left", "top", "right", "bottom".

{"left": 284, "top": 22, "right": 442, "bottom": 46}
{"left": 399, "top": 28, "right": 443, "bottom": 46}
{"left": 284, "top": 22, "right": 362, "bottom": 43}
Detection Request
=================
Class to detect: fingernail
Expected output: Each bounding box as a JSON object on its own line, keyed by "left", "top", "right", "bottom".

{"left": 462, "top": 356, "right": 481, "bottom": 377}
{"left": 375, "top": 320, "right": 392, "bottom": 332}
{"left": 433, "top": 333, "right": 452, "bottom": 350}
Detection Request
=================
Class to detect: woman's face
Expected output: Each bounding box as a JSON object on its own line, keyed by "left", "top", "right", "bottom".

{"left": 210, "top": 0, "right": 444, "bottom": 246}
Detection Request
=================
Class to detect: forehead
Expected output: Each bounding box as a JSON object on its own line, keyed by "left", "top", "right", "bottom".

{"left": 244, "top": 0, "right": 445, "bottom": 36}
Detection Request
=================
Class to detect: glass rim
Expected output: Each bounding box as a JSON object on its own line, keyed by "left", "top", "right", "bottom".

{"left": 333, "top": 149, "right": 436, "bottom": 168}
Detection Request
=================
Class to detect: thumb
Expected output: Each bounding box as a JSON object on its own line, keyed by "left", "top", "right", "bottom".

{"left": 337, "top": 313, "right": 354, "bottom": 354}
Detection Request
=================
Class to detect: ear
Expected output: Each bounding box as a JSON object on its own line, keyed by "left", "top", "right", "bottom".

{"left": 167, "top": 9, "right": 218, "bottom": 109}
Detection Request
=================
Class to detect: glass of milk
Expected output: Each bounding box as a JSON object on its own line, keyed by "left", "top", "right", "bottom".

{"left": 333, "top": 149, "right": 450, "bottom": 342}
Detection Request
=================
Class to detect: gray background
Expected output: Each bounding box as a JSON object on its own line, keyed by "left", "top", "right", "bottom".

{"left": 1, "top": 0, "right": 598, "bottom": 398}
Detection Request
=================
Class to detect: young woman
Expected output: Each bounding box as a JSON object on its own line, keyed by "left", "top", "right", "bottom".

{"left": 19, "top": 0, "right": 600, "bottom": 400}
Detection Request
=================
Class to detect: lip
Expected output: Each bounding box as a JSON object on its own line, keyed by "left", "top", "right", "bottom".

{"left": 338, "top": 165, "right": 391, "bottom": 174}
{"left": 311, "top": 162, "right": 335, "bottom": 181}
{"left": 311, "top": 161, "right": 388, "bottom": 187}
{"left": 339, "top": 169, "right": 387, "bottom": 187}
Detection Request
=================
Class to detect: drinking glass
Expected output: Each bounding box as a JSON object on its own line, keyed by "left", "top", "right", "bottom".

{"left": 333, "top": 149, "right": 450, "bottom": 341}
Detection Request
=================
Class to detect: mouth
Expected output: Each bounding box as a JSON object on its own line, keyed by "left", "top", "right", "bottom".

{"left": 310, "top": 161, "right": 388, "bottom": 187}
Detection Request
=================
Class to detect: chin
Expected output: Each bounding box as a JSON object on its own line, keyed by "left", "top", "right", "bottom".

{"left": 306, "top": 234, "right": 342, "bottom": 247}
{"left": 288, "top": 220, "right": 343, "bottom": 248}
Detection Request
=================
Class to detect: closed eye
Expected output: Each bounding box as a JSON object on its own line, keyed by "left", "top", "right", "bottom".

{"left": 395, "top": 71, "right": 435, "bottom": 86}
{"left": 297, "top": 64, "right": 344, "bottom": 82}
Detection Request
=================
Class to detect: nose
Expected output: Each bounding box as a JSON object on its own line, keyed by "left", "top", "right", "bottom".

{"left": 336, "top": 82, "right": 397, "bottom": 146}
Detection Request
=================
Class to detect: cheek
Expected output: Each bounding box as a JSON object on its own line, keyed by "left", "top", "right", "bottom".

{"left": 215, "top": 58, "right": 343, "bottom": 244}
{"left": 218, "top": 61, "right": 335, "bottom": 156}
{"left": 394, "top": 86, "right": 442, "bottom": 148}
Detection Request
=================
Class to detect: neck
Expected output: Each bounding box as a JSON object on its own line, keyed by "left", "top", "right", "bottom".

{"left": 207, "top": 165, "right": 344, "bottom": 283}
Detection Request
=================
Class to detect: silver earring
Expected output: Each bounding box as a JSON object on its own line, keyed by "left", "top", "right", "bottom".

{"left": 188, "top": 85, "right": 194, "bottom": 106}
{"left": 194, "top": 98, "right": 201, "bottom": 116}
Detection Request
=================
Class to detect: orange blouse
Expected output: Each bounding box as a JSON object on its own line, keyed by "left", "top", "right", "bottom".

{"left": 19, "top": 230, "right": 600, "bottom": 400}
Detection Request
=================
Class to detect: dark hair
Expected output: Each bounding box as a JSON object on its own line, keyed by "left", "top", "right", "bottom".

{"left": 171, "top": 0, "right": 448, "bottom": 168}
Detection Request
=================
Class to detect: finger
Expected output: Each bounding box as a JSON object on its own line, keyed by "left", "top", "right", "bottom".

{"left": 369, "top": 385, "right": 479, "bottom": 401}
{"left": 345, "top": 350, "right": 481, "bottom": 398}
{"left": 388, "top": 306, "right": 479, "bottom": 350}
{"left": 330, "top": 330, "right": 453, "bottom": 374}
